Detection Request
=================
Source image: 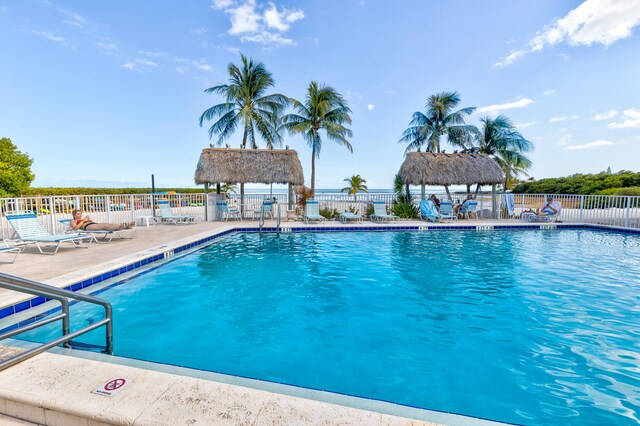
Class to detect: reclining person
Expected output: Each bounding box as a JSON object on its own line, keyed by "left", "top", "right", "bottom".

{"left": 534, "top": 196, "right": 560, "bottom": 216}
{"left": 70, "top": 210, "right": 134, "bottom": 231}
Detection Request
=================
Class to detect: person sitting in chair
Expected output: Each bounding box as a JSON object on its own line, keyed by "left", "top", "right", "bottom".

{"left": 455, "top": 194, "right": 474, "bottom": 217}
{"left": 534, "top": 195, "right": 560, "bottom": 216}
{"left": 429, "top": 194, "right": 440, "bottom": 209}
{"left": 70, "top": 210, "right": 134, "bottom": 231}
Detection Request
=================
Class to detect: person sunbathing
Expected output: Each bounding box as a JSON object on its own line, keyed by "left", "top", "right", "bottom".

{"left": 534, "top": 196, "right": 560, "bottom": 216}
{"left": 70, "top": 210, "right": 134, "bottom": 231}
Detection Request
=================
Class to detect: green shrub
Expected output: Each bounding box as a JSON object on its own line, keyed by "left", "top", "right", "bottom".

{"left": 392, "top": 202, "right": 418, "bottom": 218}
{"left": 319, "top": 207, "right": 339, "bottom": 219}
{"left": 596, "top": 186, "right": 640, "bottom": 196}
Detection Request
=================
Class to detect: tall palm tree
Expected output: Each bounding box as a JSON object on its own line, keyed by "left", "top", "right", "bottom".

{"left": 398, "top": 91, "right": 476, "bottom": 153}
{"left": 341, "top": 174, "right": 368, "bottom": 202}
{"left": 464, "top": 115, "right": 534, "bottom": 191}
{"left": 199, "top": 54, "right": 288, "bottom": 211}
{"left": 281, "top": 81, "right": 353, "bottom": 196}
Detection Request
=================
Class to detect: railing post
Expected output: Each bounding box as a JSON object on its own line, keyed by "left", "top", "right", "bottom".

{"left": 625, "top": 196, "right": 631, "bottom": 228}
{"left": 129, "top": 195, "right": 135, "bottom": 223}
{"left": 48, "top": 196, "right": 55, "bottom": 232}
{"left": 579, "top": 195, "right": 585, "bottom": 223}
{"left": 106, "top": 195, "right": 111, "bottom": 223}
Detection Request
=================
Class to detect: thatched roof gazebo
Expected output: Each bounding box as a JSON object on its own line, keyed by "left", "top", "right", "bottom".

{"left": 195, "top": 148, "right": 304, "bottom": 186}
{"left": 399, "top": 152, "right": 504, "bottom": 216}
{"left": 399, "top": 152, "right": 503, "bottom": 187}
{"left": 195, "top": 148, "right": 304, "bottom": 217}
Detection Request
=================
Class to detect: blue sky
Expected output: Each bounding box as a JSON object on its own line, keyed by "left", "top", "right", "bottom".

{"left": 1, "top": 0, "right": 639, "bottom": 189}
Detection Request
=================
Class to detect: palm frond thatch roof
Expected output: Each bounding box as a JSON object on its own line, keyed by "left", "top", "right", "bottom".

{"left": 194, "top": 148, "right": 304, "bottom": 185}
{"left": 399, "top": 153, "right": 504, "bottom": 186}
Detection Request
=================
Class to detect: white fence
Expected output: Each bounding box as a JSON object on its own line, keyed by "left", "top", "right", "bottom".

{"left": 1, "top": 192, "right": 639, "bottom": 239}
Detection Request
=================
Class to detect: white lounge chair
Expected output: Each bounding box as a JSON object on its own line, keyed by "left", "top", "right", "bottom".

{"left": 339, "top": 211, "right": 362, "bottom": 223}
{"left": 59, "top": 219, "right": 136, "bottom": 243}
{"left": 6, "top": 212, "right": 90, "bottom": 255}
{"left": 0, "top": 240, "right": 22, "bottom": 263}
{"left": 304, "top": 200, "right": 326, "bottom": 224}
{"left": 438, "top": 201, "right": 457, "bottom": 221}
{"left": 523, "top": 202, "right": 562, "bottom": 223}
{"left": 157, "top": 200, "right": 197, "bottom": 225}
{"left": 459, "top": 200, "right": 478, "bottom": 219}
{"left": 370, "top": 201, "right": 398, "bottom": 223}
{"left": 216, "top": 201, "right": 241, "bottom": 221}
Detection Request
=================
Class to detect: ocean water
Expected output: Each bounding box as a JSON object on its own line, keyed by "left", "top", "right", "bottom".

{"left": 18, "top": 230, "right": 640, "bottom": 425}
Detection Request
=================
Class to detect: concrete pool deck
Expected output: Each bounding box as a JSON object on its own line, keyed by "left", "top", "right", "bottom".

{"left": 0, "top": 218, "right": 540, "bottom": 425}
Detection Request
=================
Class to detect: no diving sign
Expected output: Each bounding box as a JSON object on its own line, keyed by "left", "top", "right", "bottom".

{"left": 92, "top": 377, "right": 130, "bottom": 397}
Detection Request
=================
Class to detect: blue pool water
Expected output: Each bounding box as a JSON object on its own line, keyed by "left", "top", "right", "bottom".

{"left": 17, "top": 230, "right": 640, "bottom": 425}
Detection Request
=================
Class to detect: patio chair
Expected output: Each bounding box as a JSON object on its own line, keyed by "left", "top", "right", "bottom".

{"left": 459, "top": 200, "right": 478, "bottom": 219}
{"left": 6, "top": 212, "right": 90, "bottom": 255}
{"left": 0, "top": 240, "right": 22, "bottom": 263}
{"left": 59, "top": 219, "right": 136, "bottom": 243}
{"left": 419, "top": 199, "right": 440, "bottom": 222}
{"left": 254, "top": 200, "right": 273, "bottom": 220}
{"left": 523, "top": 202, "right": 562, "bottom": 223}
{"left": 304, "top": 200, "right": 326, "bottom": 224}
{"left": 216, "top": 201, "right": 241, "bottom": 221}
{"left": 339, "top": 211, "right": 362, "bottom": 224}
{"left": 370, "top": 201, "right": 399, "bottom": 223}
{"left": 156, "top": 200, "right": 197, "bottom": 225}
{"left": 438, "top": 201, "right": 457, "bottom": 221}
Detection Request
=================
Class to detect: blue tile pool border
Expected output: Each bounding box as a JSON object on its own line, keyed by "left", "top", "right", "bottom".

{"left": 2, "top": 223, "right": 639, "bottom": 319}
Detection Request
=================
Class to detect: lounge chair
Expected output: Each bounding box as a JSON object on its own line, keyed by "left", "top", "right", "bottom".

{"left": 339, "top": 211, "right": 362, "bottom": 224}
{"left": 419, "top": 199, "right": 440, "bottom": 222}
{"left": 523, "top": 202, "right": 562, "bottom": 223}
{"left": 156, "top": 200, "right": 197, "bottom": 225}
{"left": 59, "top": 219, "right": 136, "bottom": 243}
{"left": 0, "top": 240, "right": 22, "bottom": 263}
{"left": 459, "top": 200, "right": 478, "bottom": 219}
{"left": 438, "top": 201, "right": 457, "bottom": 221}
{"left": 6, "top": 212, "right": 90, "bottom": 255}
{"left": 254, "top": 200, "right": 273, "bottom": 219}
{"left": 216, "top": 201, "right": 241, "bottom": 221}
{"left": 304, "top": 200, "right": 326, "bottom": 224}
{"left": 370, "top": 201, "right": 399, "bottom": 223}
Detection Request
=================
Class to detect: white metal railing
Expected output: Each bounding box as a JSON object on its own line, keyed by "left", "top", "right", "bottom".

{"left": 2, "top": 192, "right": 639, "bottom": 236}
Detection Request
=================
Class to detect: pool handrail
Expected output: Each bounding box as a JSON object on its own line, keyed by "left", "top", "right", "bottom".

{"left": 0, "top": 272, "right": 113, "bottom": 371}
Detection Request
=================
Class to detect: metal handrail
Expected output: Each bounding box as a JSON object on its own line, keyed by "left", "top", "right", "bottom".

{"left": 0, "top": 272, "right": 113, "bottom": 371}
{"left": 276, "top": 203, "right": 281, "bottom": 230}
{"left": 258, "top": 204, "right": 265, "bottom": 232}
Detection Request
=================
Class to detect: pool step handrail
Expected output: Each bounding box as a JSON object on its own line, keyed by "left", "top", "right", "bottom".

{"left": 0, "top": 272, "right": 113, "bottom": 371}
{"left": 276, "top": 203, "right": 281, "bottom": 231}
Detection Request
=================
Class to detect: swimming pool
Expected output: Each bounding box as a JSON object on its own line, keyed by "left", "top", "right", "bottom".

{"left": 14, "top": 229, "right": 640, "bottom": 425}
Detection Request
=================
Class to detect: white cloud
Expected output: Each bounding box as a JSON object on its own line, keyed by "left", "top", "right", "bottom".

{"left": 122, "top": 63, "right": 136, "bottom": 71}
{"left": 57, "top": 7, "right": 86, "bottom": 28}
{"left": 135, "top": 59, "right": 159, "bottom": 67}
{"left": 515, "top": 121, "right": 538, "bottom": 128}
{"left": 496, "top": 0, "right": 640, "bottom": 66}
{"left": 557, "top": 133, "right": 574, "bottom": 146}
{"left": 138, "top": 50, "right": 167, "bottom": 58}
{"left": 191, "top": 27, "right": 209, "bottom": 35}
{"left": 264, "top": 3, "right": 304, "bottom": 31}
{"left": 96, "top": 41, "right": 118, "bottom": 51}
{"left": 241, "top": 31, "right": 294, "bottom": 46}
{"left": 212, "top": 0, "right": 236, "bottom": 9}
{"left": 367, "top": 104, "right": 375, "bottom": 110}
{"left": 563, "top": 140, "right": 613, "bottom": 150}
{"left": 35, "top": 31, "right": 65, "bottom": 43}
{"left": 592, "top": 109, "right": 618, "bottom": 120}
{"left": 477, "top": 98, "right": 534, "bottom": 114}
{"left": 214, "top": 0, "right": 304, "bottom": 46}
{"left": 542, "top": 89, "right": 556, "bottom": 96}
{"left": 608, "top": 108, "right": 640, "bottom": 128}
{"left": 192, "top": 60, "right": 214, "bottom": 72}
{"left": 550, "top": 115, "right": 579, "bottom": 123}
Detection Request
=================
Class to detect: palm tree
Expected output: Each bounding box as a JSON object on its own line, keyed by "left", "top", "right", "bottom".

{"left": 341, "top": 174, "right": 368, "bottom": 202}
{"left": 199, "top": 54, "right": 288, "bottom": 211}
{"left": 464, "top": 115, "right": 533, "bottom": 191}
{"left": 398, "top": 91, "right": 476, "bottom": 153}
{"left": 281, "top": 81, "right": 353, "bottom": 196}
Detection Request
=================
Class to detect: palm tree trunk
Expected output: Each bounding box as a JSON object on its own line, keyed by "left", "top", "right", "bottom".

{"left": 466, "top": 184, "right": 471, "bottom": 196}
{"left": 444, "top": 185, "right": 452, "bottom": 201}
{"left": 311, "top": 147, "right": 316, "bottom": 198}
{"left": 475, "top": 183, "right": 481, "bottom": 195}
{"left": 240, "top": 126, "right": 249, "bottom": 216}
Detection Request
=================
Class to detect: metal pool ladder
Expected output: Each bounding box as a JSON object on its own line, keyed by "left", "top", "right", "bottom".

{"left": 0, "top": 272, "right": 113, "bottom": 371}
{"left": 258, "top": 202, "right": 282, "bottom": 233}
